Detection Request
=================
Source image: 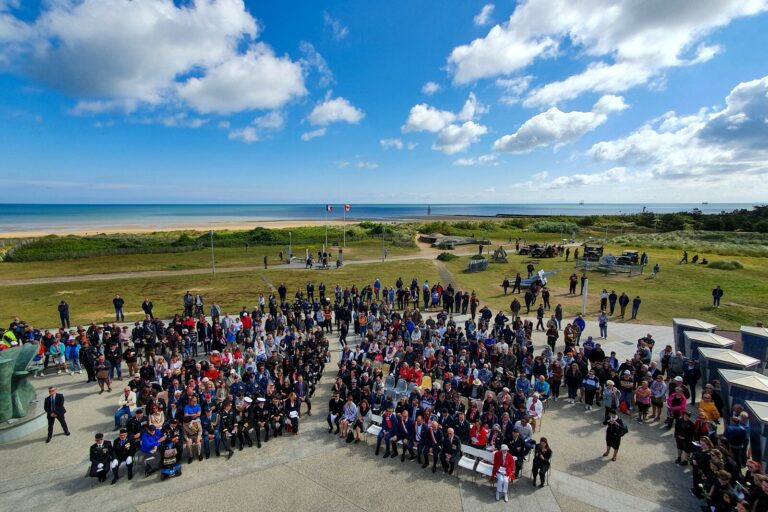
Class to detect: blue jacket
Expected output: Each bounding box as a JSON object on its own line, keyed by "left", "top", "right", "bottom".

{"left": 140, "top": 430, "right": 163, "bottom": 453}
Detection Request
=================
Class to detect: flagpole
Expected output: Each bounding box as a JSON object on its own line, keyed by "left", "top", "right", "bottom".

{"left": 325, "top": 206, "right": 329, "bottom": 252}
{"left": 343, "top": 207, "right": 346, "bottom": 248}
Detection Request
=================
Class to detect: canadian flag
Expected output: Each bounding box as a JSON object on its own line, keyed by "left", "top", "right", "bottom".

{"left": 326, "top": 205, "right": 334, "bottom": 212}
{"left": 344, "top": 204, "right": 351, "bottom": 212}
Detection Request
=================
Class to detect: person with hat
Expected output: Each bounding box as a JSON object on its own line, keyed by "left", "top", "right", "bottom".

{"left": 139, "top": 423, "right": 163, "bottom": 477}
{"left": 110, "top": 428, "right": 135, "bottom": 484}
{"left": 114, "top": 386, "right": 137, "bottom": 430}
{"left": 236, "top": 396, "right": 254, "bottom": 450}
{"left": 252, "top": 397, "right": 269, "bottom": 447}
{"left": 492, "top": 443, "right": 516, "bottom": 502}
{"left": 666, "top": 383, "right": 688, "bottom": 429}
{"left": 89, "top": 433, "right": 113, "bottom": 483}
{"left": 182, "top": 395, "right": 203, "bottom": 463}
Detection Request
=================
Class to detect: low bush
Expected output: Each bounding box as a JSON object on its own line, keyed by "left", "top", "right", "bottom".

{"left": 526, "top": 221, "right": 580, "bottom": 233}
{"left": 436, "top": 252, "right": 458, "bottom": 262}
{"left": 708, "top": 260, "right": 744, "bottom": 270}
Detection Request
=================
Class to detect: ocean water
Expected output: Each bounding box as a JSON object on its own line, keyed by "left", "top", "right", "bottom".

{"left": 0, "top": 203, "right": 756, "bottom": 234}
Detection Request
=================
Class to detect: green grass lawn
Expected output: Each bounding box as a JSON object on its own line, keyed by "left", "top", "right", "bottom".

{"left": 0, "top": 238, "right": 417, "bottom": 280}
{"left": 441, "top": 245, "right": 768, "bottom": 329}
{"left": 0, "top": 259, "right": 440, "bottom": 327}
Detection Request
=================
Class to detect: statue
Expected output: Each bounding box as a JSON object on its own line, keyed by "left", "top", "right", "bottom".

{"left": 0, "top": 343, "right": 41, "bottom": 422}
{"left": 491, "top": 246, "right": 508, "bottom": 263}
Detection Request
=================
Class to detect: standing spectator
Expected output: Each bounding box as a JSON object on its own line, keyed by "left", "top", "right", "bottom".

{"left": 531, "top": 437, "right": 552, "bottom": 487}
{"left": 58, "top": 301, "right": 70, "bottom": 328}
{"left": 608, "top": 290, "right": 617, "bottom": 315}
{"left": 602, "top": 409, "right": 626, "bottom": 461}
{"left": 183, "top": 291, "right": 194, "bottom": 317}
{"left": 568, "top": 273, "right": 578, "bottom": 294}
{"left": 598, "top": 310, "right": 608, "bottom": 339}
{"left": 113, "top": 294, "right": 125, "bottom": 322}
{"left": 618, "top": 292, "right": 630, "bottom": 318}
{"left": 554, "top": 304, "right": 563, "bottom": 330}
{"left": 94, "top": 354, "right": 113, "bottom": 394}
{"left": 599, "top": 289, "right": 608, "bottom": 311}
{"left": 630, "top": 295, "right": 642, "bottom": 320}
{"left": 141, "top": 298, "right": 154, "bottom": 319}
{"left": 512, "top": 273, "right": 522, "bottom": 294}
{"left": 712, "top": 285, "right": 724, "bottom": 308}
{"left": 683, "top": 359, "right": 702, "bottom": 404}
{"left": 44, "top": 386, "right": 70, "bottom": 442}
{"left": 502, "top": 277, "right": 510, "bottom": 295}
{"left": 66, "top": 336, "right": 81, "bottom": 374}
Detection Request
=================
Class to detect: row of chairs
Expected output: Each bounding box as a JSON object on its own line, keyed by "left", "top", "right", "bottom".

{"left": 363, "top": 414, "right": 518, "bottom": 486}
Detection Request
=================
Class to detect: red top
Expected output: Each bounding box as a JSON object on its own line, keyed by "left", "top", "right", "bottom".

{"left": 492, "top": 450, "right": 516, "bottom": 480}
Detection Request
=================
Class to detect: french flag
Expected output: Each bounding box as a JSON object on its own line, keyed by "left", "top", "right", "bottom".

{"left": 326, "top": 205, "right": 334, "bottom": 212}
{"left": 344, "top": 204, "right": 351, "bottom": 212}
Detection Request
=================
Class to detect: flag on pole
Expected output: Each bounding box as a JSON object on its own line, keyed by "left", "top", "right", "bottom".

{"left": 326, "top": 205, "right": 334, "bottom": 212}
{"left": 344, "top": 204, "right": 351, "bottom": 212}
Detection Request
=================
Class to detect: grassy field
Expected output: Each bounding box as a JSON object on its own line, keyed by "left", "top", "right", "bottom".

{"left": 2, "top": 222, "right": 767, "bottom": 330}
{"left": 0, "top": 259, "right": 441, "bottom": 327}
{"left": 440, "top": 245, "right": 768, "bottom": 329}
{"left": 0, "top": 238, "right": 418, "bottom": 280}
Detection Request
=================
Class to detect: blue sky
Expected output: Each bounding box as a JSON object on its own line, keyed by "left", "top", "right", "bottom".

{"left": 1, "top": 0, "right": 767, "bottom": 203}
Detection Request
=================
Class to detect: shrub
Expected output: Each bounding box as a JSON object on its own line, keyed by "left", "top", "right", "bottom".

{"left": 436, "top": 252, "right": 458, "bottom": 262}
{"left": 527, "top": 221, "right": 579, "bottom": 233}
{"left": 708, "top": 260, "right": 744, "bottom": 270}
{"left": 470, "top": 254, "right": 486, "bottom": 260}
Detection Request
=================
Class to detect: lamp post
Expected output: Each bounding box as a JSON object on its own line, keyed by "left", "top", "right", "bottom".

{"left": 209, "top": 230, "right": 215, "bottom": 274}
{"left": 581, "top": 277, "right": 588, "bottom": 315}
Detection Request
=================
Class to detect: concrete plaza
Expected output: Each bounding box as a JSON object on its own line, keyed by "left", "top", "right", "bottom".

{"left": 0, "top": 316, "right": 699, "bottom": 512}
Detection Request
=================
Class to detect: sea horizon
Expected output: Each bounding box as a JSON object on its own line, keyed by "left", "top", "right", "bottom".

{"left": 0, "top": 202, "right": 759, "bottom": 235}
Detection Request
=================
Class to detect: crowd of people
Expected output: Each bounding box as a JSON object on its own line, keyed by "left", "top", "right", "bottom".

{"left": 3, "top": 269, "right": 766, "bottom": 511}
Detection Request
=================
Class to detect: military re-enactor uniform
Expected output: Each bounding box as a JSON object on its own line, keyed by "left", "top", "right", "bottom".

{"left": 252, "top": 398, "right": 270, "bottom": 447}
{"left": 111, "top": 429, "right": 135, "bottom": 483}
{"left": 219, "top": 404, "right": 236, "bottom": 458}
{"left": 89, "top": 434, "right": 113, "bottom": 483}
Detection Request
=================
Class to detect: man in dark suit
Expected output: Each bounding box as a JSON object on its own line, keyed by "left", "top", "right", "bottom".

{"left": 397, "top": 409, "right": 415, "bottom": 462}
{"left": 423, "top": 420, "right": 444, "bottom": 472}
{"left": 44, "top": 386, "right": 70, "bottom": 442}
{"left": 441, "top": 427, "right": 462, "bottom": 474}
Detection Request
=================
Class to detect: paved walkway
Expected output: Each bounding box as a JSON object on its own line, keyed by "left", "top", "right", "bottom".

{"left": 0, "top": 317, "right": 693, "bottom": 512}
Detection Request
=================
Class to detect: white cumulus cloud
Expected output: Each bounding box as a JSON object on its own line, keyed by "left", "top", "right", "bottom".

{"left": 301, "top": 127, "right": 327, "bottom": 141}
{"left": 380, "top": 138, "right": 404, "bottom": 150}
{"left": 448, "top": 0, "right": 767, "bottom": 107}
{"left": 454, "top": 154, "right": 499, "bottom": 166}
{"left": 433, "top": 121, "right": 488, "bottom": 155}
{"left": 474, "top": 4, "right": 495, "bottom": 26}
{"left": 588, "top": 76, "right": 768, "bottom": 190}
{"left": 308, "top": 96, "right": 365, "bottom": 126}
{"left": 228, "top": 126, "right": 258, "bottom": 143}
{"left": 0, "top": 0, "right": 311, "bottom": 117}
{"left": 421, "top": 81, "right": 441, "bottom": 95}
{"left": 178, "top": 44, "right": 306, "bottom": 114}
{"left": 402, "top": 104, "right": 456, "bottom": 133}
{"left": 493, "top": 94, "right": 627, "bottom": 153}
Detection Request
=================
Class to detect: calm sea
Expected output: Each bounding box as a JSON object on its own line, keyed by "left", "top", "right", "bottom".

{"left": 0, "top": 203, "right": 756, "bottom": 234}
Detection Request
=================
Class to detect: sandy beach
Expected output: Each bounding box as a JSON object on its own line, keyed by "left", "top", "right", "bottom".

{"left": 0, "top": 215, "right": 504, "bottom": 239}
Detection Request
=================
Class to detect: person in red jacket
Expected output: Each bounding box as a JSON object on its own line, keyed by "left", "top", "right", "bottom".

{"left": 492, "top": 444, "right": 516, "bottom": 502}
